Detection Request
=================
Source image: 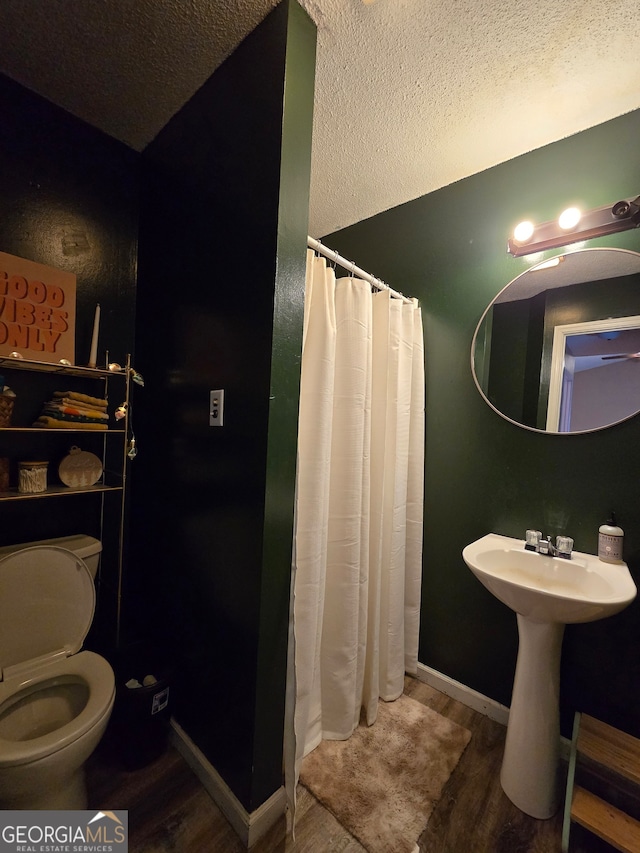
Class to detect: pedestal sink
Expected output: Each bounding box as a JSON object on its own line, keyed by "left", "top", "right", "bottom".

{"left": 462, "top": 533, "right": 637, "bottom": 819}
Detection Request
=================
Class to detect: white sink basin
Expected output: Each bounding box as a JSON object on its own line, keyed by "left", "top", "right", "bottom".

{"left": 463, "top": 532, "right": 636, "bottom": 623}
{"left": 462, "top": 532, "right": 637, "bottom": 820}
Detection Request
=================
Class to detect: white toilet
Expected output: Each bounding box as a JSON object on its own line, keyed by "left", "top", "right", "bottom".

{"left": 0, "top": 534, "right": 115, "bottom": 810}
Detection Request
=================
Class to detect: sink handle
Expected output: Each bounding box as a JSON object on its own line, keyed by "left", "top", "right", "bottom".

{"left": 525, "top": 530, "right": 542, "bottom": 551}
{"left": 556, "top": 536, "right": 574, "bottom": 560}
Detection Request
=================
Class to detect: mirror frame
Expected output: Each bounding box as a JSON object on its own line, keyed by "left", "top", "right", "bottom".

{"left": 471, "top": 247, "right": 640, "bottom": 435}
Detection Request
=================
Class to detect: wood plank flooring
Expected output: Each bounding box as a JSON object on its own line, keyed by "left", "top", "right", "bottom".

{"left": 85, "top": 676, "right": 609, "bottom": 852}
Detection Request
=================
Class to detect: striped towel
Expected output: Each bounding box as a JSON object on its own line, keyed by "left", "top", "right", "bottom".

{"left": 34, "top": 415, "right": 108, "bottom": 431}
{"left": 53, "top": 390, "right": 108, "bottom": 409}
{"left": 44, "top": 401, "right": 109, "bottom": 421}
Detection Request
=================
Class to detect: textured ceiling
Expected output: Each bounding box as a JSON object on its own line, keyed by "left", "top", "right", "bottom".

{"left": 0, "top": 0, "right": 638, "bottom": 237}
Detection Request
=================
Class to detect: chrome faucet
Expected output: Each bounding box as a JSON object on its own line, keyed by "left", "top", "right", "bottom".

{"left": 525, "top": 530, "right": 573, "bottom": 559}
{"left": 539, "top": 536, "right": 557, "bottom": 556}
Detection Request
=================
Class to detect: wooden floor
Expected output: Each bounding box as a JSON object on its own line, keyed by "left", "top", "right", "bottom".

{"left": 85, "top": 676, "right": 608, "bottom": 852}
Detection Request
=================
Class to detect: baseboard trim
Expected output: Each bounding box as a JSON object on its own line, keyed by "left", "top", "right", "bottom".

{"left": 169, "top": 719, "right": 286, "bottom": 848}
{"left": 415, "top": 663, "right": 571, "bottom": 760}
{"left": 415, "top": 662, "right": 511, "bottom": 726}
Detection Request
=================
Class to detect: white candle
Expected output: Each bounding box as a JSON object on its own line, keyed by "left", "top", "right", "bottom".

{"left": 89, "top": 304, "right": 100, "bottom": 368}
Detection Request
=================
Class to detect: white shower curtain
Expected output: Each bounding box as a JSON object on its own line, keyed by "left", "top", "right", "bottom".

{"left": 284, "top": 250, "right": 425, "bottom": 823}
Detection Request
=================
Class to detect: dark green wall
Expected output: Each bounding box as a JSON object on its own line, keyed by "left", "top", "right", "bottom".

{"left": 0, "top": 74, "right": 138, "bottom": 651}
{"left": 487, "top": 299, "right": 532, "bottom": 424}
{"left": 131, "top": 0, "right": 315, "bottom": 812}
{"left": 0, "top": 1, "right": 316, "bottom": 818}
{"left": 325, "top": 109, "right": 640, "bottom": 739}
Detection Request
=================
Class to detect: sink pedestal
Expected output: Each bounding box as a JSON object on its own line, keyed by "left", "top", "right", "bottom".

{"left": 463, "top": 533, "right": 637, "bottom": 819}
{"left": 501, "top": 615, "right": 565, "bottom": 819}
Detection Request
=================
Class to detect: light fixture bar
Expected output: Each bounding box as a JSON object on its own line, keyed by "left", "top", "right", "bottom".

{"left": 508, "top": 195, "right": 640, "bottom": 257}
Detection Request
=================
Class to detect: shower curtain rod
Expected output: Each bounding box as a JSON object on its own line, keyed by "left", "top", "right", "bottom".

{"left": 307, "top": 236, "right": 412, "bottom": 304}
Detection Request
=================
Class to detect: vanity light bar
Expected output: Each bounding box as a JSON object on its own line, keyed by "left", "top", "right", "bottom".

{"left": 508, "top": 195, "right": 640, "bottom": 257}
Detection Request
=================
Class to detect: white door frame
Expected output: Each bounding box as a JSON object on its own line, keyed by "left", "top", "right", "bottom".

{"left": 546, "top": 315, "right": 640, "bottom": 431}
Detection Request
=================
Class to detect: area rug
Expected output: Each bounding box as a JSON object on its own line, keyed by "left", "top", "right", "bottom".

{"left": 300, "top": 693, "right": 471, "bottom": 853}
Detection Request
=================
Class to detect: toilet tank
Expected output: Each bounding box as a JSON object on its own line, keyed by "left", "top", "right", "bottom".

{"left": 0, "top": 534, "right": 102, "bottom": 579}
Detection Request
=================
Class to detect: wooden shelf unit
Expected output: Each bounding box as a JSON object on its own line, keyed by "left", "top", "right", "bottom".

{"left": 563, "top": 713, "right": 640, "bottom": 852}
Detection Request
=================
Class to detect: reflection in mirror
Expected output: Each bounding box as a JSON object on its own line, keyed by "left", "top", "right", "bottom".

{"left": 472, "top": 248, "right": 640, "bottom": 434}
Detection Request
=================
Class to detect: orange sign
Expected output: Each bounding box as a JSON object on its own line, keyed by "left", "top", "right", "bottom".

{"left": 0, "top": 251, "right": 76, "bottom": 364}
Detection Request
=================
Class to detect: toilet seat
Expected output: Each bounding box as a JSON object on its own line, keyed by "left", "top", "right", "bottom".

{"left": 0, "top": 651, "right": 115, "bottom": 767}
{"left": 0, "top": 546, "right": 94, "bottom": 676}
{"left": 0, "top": 546, "right": 115, "bottom": 767}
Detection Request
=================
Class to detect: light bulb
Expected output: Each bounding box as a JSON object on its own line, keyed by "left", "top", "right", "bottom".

{"left": 558, "top": 207, "right": 581, "bottom": 230}
{"left": 513, "top": 221, "right": 534, "bottom": 243}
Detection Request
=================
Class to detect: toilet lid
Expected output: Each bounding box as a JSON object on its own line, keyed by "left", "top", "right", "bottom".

{"left": 0, "top": 546, "right": 95, "bottom": 674}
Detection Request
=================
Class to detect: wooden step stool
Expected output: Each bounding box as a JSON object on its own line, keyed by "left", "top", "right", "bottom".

{"left": 563, "top": 712, "right": 640, "bottom": 852}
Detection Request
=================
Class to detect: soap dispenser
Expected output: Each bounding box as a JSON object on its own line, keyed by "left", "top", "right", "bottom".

{"left": 598, "top": 513, "right": 624, "bottom": 564}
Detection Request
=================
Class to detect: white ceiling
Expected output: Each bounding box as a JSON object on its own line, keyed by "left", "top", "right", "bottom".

{"left": 0, "top": 0, "right": 638, "bottom": 237}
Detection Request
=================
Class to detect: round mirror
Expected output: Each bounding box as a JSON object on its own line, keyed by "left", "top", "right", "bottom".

{"left": 471, "top": 247, "right": 640, "bottom": 434}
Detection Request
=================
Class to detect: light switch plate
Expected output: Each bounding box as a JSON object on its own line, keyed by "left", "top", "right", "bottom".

{"left": 209, "top": 389, "right": 224, "bottom": 426}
